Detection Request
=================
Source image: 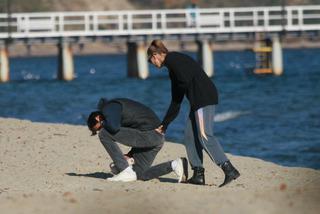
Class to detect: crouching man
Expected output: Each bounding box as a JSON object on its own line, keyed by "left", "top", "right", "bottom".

{"left": 87, "top": 98, "right": 188, "bottom": 182}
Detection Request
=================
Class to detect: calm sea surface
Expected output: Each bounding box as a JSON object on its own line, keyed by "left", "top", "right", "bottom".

{"left": 0, "top": 49, "right": 319, "bottom": 169}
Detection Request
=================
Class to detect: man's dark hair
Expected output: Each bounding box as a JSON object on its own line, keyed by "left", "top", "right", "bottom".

{"left": 87, "top": 111, "right": 104, "bottom": 136}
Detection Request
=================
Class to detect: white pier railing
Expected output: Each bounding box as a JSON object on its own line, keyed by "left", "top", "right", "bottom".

{"left": 0, "top": 5, "right": 320, "bottom": 39}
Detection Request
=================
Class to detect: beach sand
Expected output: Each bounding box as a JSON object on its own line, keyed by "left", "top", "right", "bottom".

{"left": 0, "top": 118, "right": 319, "bottom": 214}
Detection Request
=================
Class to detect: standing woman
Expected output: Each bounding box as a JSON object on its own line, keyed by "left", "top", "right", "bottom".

{"left": 147, "top": 40, "right": 240, "bottom": 187}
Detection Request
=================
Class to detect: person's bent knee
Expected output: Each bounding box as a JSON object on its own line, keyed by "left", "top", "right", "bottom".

{"left": 98, "top": 128, "right": 112, "bottom": 141}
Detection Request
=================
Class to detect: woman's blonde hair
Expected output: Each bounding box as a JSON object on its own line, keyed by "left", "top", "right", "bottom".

{"left": 147, "top": 40, "right": 168, "bottom": 59}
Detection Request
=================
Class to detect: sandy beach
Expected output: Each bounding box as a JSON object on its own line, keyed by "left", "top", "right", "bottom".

{"left": 0, "top": 117, "right": 319, "bottom": 214}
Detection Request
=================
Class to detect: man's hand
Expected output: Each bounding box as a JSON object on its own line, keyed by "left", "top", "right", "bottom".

{"left": 124, "top": 155, "right": 135, "bottom": 165}
{"left": 124, "top": 154, "right": 131, "bottom": 160}
{"left": 155, "top": 125, "right": 165, "bottom": 135}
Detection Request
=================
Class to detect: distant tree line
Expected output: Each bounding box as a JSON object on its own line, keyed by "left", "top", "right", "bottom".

{"left": 0, "top": 0, "right": 320, "bottom": 13}
{"left": 0, "top": 0, "right": 51, "bottom": 12}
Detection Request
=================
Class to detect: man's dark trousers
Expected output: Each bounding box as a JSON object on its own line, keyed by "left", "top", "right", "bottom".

{"left": 99, "top": 127, "right": 173, "bottom": 180}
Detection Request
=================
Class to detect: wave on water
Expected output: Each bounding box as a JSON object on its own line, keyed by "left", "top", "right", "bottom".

{"left": 21, "top": 70, "right": 40, "bottom": 80}
{"left": 214, "top": 111, "right": 251, "bottom": 122}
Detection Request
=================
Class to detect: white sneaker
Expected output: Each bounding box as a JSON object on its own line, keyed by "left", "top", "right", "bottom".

{"left": 173, "top": 157, "right": 188, "bottom": 183}
{"left": 109, "top": 158, "right": 135, "bottom": 175}
{"left": 107, "top": 166, "right": 137, "bottom": 182}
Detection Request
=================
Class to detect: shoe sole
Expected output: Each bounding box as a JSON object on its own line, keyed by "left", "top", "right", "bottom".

{"left": 179, "top": 157, "right": 188, "bottom": 183}
{"left": 107, "top": 177, "right": 137, "bottom": 182}
{"left": 189, "top": 181, "right": 205, "bottom": 185}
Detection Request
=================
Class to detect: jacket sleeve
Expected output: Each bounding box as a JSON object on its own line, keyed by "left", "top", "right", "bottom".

{"left": 101, "top": 102, "right": 122, "bottom": 135}
{"left": 161, "top": 81, "right": 185, "bottom": 131}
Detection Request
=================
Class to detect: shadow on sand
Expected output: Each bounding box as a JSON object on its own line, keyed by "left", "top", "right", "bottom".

{"left": 66, "top": 172, "right": 113, "bottom": 180}
{"left": 66, "top": 172, "right": 179, "bottom": 183}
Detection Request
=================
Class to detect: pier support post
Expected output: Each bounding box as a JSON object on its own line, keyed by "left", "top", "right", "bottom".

{"left": 272, "top": 35, "right": 283, "bottom": 76}
{"left": 0, "top": 46, "right": 9, "bottom": 83}
{"left": 57, "top": 42, "right": 74, "bottom": 81}
{"left": 127, "top": 42, "right": 149, "bottom": 79}
{"left": 197, "top": 39, "right": 214, "bottom": 77}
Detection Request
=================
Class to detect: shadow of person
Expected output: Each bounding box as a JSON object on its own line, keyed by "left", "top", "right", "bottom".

{"left": 66, "top": 172, "right": 183, "bottom": 184}
{"left": 66, "top": 172, "right": 113, "bottom": 180}
{"left": 157, "top": 177, "right": 179, "bottom": 183}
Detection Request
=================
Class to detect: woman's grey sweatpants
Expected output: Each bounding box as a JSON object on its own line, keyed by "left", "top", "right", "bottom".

{"left": 184, "top": 105, "right": 228, "bottom": 168}
{"left": 98, "top": 127, "right": 173, "bottom": 181}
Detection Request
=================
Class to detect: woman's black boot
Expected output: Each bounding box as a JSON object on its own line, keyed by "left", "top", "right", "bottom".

{"left": 219, "top": 161, "right": 240, "bottom": 187}
{"left": 187, "top": 167, "right": 205, "bottom": 185}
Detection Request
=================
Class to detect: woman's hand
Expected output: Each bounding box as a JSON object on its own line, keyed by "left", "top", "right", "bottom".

{"left": 155, "top": 125, "right": 165, "bottom": 135}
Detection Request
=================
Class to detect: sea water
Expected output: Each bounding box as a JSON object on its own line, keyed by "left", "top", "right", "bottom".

{"left": 0, "top": 49, "right": 319, "bottom": 169}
